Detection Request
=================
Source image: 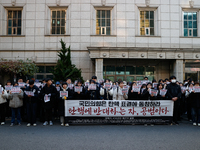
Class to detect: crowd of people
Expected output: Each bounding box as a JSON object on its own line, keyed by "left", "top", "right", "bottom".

{"left": 0, "top": 75, "right": 199, "bottom": 127}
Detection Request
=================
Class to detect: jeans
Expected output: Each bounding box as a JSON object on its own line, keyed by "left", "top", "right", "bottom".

{"left": 191, "top": 107, "right": 200, "bottom": 123}
{"left": 27, "top": 103, "right": 37, "bottom": 124}
{"left": 11, "top": 108, "right": 21, "bottom": 124}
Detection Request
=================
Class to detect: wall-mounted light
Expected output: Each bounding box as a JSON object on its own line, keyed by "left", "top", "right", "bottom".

{"left": 178, "top": 54, "right": 181, "bottom": 58}
{"left": 189, "top": 1, "right": 194, "bottom": 8}
{"left": 146, "top": 0, "right": 150, "bottom": 7}
{"left": 196, "top": 54, "right": 199, "bottom": 58}
{"left": 122, "top": 53, "right": 126, "bottom": 57}
{"left": 102, "top": 0, "right": 106, "bottom": 6}
{"left": 11, "top": 0, "right": 16, "bottom": 6}
{"left": 103, "top": 53, "right": 107, "bottom": 57}
{"left": 141, "top": 53, "right": 145, "bottom": 57}
{"left": 159, "top": 54, "right": 163, "bottom": 58}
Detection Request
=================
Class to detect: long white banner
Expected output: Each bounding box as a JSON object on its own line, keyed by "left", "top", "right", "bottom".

{"left": 65, "top": 100, "right": 174, "bottom": 117}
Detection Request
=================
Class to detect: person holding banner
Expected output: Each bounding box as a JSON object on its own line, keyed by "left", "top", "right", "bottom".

{"left": 167, "top": 76, "right": 182, "bottom": 125}
{"left": 0, "top": 86, "right": 8, "bottom": 125}
{"left": 141, "top": 83, "right": 156, "bottom": 100}
{"left": 85, "top": 80, "right": 102, "bottom": 100}
{"left": 100, "top": 79, "right": 113, "bottom": 100}
{"left": 41, "top": 78, "right": 57, "bottom": 126}
{"left": 73, "top": 80, "right": 86, "bottom": 100}
{"left": 58, "top": 82, "right": 73, "bottom": 126}
{"left": 113, "top": 81, "right": 128, "bottom": 100}
{"left": 24, "top": 80, "right": 39, "bottom": 127}
{"left": 8, "top": 83, "right": 24, "bottom": 126}
{"left": 189, "top": 81, "right": 200, "bottom": 126}
{"left": 128, "top": 82, "right": 140, "bottom": 100}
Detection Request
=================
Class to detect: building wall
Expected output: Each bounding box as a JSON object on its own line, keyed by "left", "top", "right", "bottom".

{"left": 0, "top": 0, "right": 200, "bottom": 80}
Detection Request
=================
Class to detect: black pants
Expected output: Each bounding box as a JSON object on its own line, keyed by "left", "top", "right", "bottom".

{"left": 0, "top": 103, "right": 6, "bottom": 122}
{"left": 44, "top": 108, "right": 52, "bottom": 121}
{"left": 173, "top": 101, "right": 180, "bottom": 123}
{"left": 27, "top": 103, "right": 37, "bottom": 124}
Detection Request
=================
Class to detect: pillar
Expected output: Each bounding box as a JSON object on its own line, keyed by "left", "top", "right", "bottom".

{"left": 95, "top": 58, "right": 103, "bottom": 80}
{"left": 173, "top": 59, "right": 184, "bottom": 82}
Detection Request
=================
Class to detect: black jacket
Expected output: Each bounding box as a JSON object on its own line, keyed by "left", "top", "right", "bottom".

{"left": 85, "top": 85, "right": 102, "bottom": 100}
{"left": 24, "top": 85, "right": 39, "bottom": 103}
{"left": 128, "top": 87, "right": 140, "bottom": 100}
{"left": 40, "top": 84, "right": 57, "bottom": 109}
{"left": 190, "top": 92, "right": 200, "bottom": 108}
{"left": 73, "top": 86, "right": 86, "bottom": 100}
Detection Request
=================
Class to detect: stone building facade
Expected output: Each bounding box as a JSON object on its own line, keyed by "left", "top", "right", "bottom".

{"left": 0, "top": 0, "right": 200, "bottom": 83}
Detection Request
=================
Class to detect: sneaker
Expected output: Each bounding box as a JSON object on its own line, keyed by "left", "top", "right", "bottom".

{"left": 43, "top": 121, "right": 48, "bottom": 126}
{"left": 61, "top": 123, "right": 64, "bottom": 126}
{"left": 198, "top": 123, "right": 200, "bottom": 126}
{"left": 10, "top": 123, "right": 14, "bottom": 127}
{"left": 33, "top": 123, "right": 37, "bottom": 127}
{"left": 193, "top": 123, "right": 197, "bottom": 126}
{"left": 65, "top": 123, "right": 69, "bottom": 127}
{"left": 175, "top": 122, "right": 179, "bottom": 125}
{"left": 18, "top": 123, "right": 21, "bottom": 126}
{"left": 151, "top": 124, "right": 154, "bottom": 126}
{"left": 27, "top": 123, "right": 31, "bottom": 127}
{"left": 49, "top": 121, "right": 53, "bottom": 126}
{"left": 1, "top": 122, "right": 5, "bottom": 125}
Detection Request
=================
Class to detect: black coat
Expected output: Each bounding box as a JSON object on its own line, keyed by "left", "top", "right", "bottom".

{"left": 190, "top": 92, "right": 200, "bottom": 108}
{"left": 167, "top": 83, "right": 182, "bottom": 101}
{"left": 140, "top": 89, "right": 156, "bottom": 100}
{"left": 128, "top": 88, "right": 140, "bottom": 100}
{"left": 24, "top": 85, "right": 39, "bottom": 103}
{"left": 58, "top": 88, "right": 73, "bottom": 116}
{"left": 73, "top": 86, "right": 86, "bottom": 100}
{"left": 85, "top": 85, "right": 102, "bottom": 100}
{"left": 40, "top": 84, "right": 57, "bottom": 109}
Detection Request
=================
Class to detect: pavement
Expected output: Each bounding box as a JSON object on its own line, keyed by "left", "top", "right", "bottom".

{"left": 0, "top": 118, "right": 200, "bottom": 150}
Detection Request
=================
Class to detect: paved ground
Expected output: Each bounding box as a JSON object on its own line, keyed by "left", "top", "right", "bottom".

{"left": 0, "top": 119, "right": 200, "bottom": 150}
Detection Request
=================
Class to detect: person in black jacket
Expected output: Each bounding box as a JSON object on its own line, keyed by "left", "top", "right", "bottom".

{"left": 189, "top": 81, "right": 200, "bottom": 126}
{"left": 73, "top": 80, "right": 85, "bottom": 100}
{"left": 157, "top": 83, "right": 166, "bottom": 100}
{"left": 141, "top": 83, "right": 156, "bottom": 100}
{"left": 40, "top": 78, "right": 57, "bottom": 126}
{"left": 24, "top": 80, "right": 39, "bottom": 127}
{"left": 85, "top": 80, "right": 102, "bottom": 100}
{"left": 167, "top": 76, "right": 182, "bottom": 125}
{"left": 128, "top": 82, "right": 140, "bottom": 100}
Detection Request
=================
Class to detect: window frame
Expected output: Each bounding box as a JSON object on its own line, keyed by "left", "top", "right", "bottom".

{"left": 50, "top": 8, "right": 67, "bottom": 35}
{"left": 6, "top": 8, "right": 23, "bottom": 35}
{"left": 183, "top": 10, "right": 198, "bottom": 37}
{"left": 95, "top": 7, "right": 112, "bottom": 36}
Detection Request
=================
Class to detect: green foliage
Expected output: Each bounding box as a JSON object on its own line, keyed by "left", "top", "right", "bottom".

{"left": 52, "top": 39, "right": 83, "bottom": 82}
{"left": 0, "top": 58, "right": 38, "bottom": 76}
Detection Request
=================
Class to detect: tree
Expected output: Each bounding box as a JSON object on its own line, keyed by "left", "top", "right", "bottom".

{"left": 52, "top": 39, "right": 83, "bottom": 82}
{"left": 0, "top": 58, "right": 38, "bottom": 77}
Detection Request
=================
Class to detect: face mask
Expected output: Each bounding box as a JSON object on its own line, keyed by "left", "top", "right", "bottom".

{"left": 184, "top": 82, "right": 188, "bottom": 84}
{"left": 171, "top": 79, "right": 176, "bottom": 83}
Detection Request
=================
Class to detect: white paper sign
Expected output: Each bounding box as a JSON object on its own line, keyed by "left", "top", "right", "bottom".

{"left": 88, "top": 84, "right": 97, "bottom": 90}
{"left": 35, "top": 82, "right": 41, "bottom": 88}
{"left": 60, "top": 91, "right": 68, "bottom": 97}
{"left": 74, "top": 86, "right": 83, "bottom": 92}
{"left": 11, "top": 87, "right": 21, "bottom": 94}
{"left": 44, "top": 95, "right": 50, "bottom": 103}
{"left": 104, "top": 83, "right": 112, "bottom": 89}
{"left": 85, "top": 82, "right": 90, "bottom": 87}
{"left": 68, "top": 84, "right": 74, "bottom": 90}
{"left": 5, "top": 85, "right": 13, "bottom": 91}
{"left": 181, "top": 86, "right": 186, "bottom": 93}
{"left": 56, "top": 87, "right": 60, "bottom": 91}
{"left": 25, "top": 91, "right": 34, "bottom": 96}
{"left": 18, "top": 82, "right": 25, "bottom": 88}
{"left": 132, "top": 86, "right": 141, "bottom": 92}
{"left": 160, "top": 89, "right": 167, "bottom": 96}
{"left": 153, "top": 83, "right": 158, "bottom": 89}
{"left": 193, "top": 86, "right": 200, "bottom": 93}
{"left": 149, "top": 89, "right": 158, "bottom": 96}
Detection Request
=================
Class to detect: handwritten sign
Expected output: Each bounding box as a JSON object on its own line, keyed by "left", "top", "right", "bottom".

{"left": 132, "top": 86, "right": 141, "bottom": 92}
{"left": 88, "top": 84, "right": 97, "bottom": 90}
{"left": 160, "top": 89, "right": 167, "bottom": 96}
{"left": 11, "top": 87, "right": 21, "bottom": 94}
{"left": 74, "top": 86, "right": 83, "bottom": 92}
{"left": 60, "top": 91, "right": 68, "bottom": 97}
{"left": 149, "top": 89, "right": 158, "bottom": 96}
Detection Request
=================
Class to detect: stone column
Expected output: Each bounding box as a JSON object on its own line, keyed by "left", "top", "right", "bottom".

{"left": 95, "top": 59, "right": 103, "bottom": 80}
{"left": 173, "top": 60, "right": 184, "bottom": 82}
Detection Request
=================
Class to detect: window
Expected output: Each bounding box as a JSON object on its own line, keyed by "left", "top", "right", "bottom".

{"left": 7, "top": 10, "right": 22, "bottom": 35}
{"left": 140, "top": 11, "right": 154, "bottom": 36}
{"left": 35, "top": 66, "right": 55, "bottom": 80}
{"left": 51, "top": 9, "right": 66, "bottom": 34}
{"left": 96, "top": 10, "right": 111, "bottom": 35}
{"left": 184, "top": 12, "right": 197, "bottom": 37}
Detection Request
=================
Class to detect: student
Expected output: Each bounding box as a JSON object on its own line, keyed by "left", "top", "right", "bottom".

{"left": 100, "top": 79, "right": 113, "bottom": 100}
{"left": 41, "top": 78, "right": 57, "bottom": 126}
{"left": 189, "top": 82, "right": 200, "bottom": 126}
{"left": 157, "top": 83, "right": 166, "bottom": 100}
{"left": 113, "top": 81, "right": 128, "bottom": 100}
{"left": 4, "top": 80, "right": 12, "bottom": 119}
{"left": 0, "top": 86, "right": 8, "bottom": 125}
{"left": 24, "top": 80, "right": 39, "bottom": 127}
{"left": 128, "top": 82, "right": 140, "bottom": 100}
{"left": 73, "top": 80, "right": 86, "bottom": 100}
{"left": 167, "top": 76, "right": 182, "bottom": 125}
{"left": 185, "top": 83, "right": 193, "bottom": 121}
{"left": 141, "top": 83, "right": 156, "bottom": 100}
{"left": 58, "top": 82, "right": 73, "bottom": 127}
{"left": 85, "top": 80, "right": 102, "bottom": 100}
{"left": 8, "top": 83, "right": 24, "bottom": 126}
